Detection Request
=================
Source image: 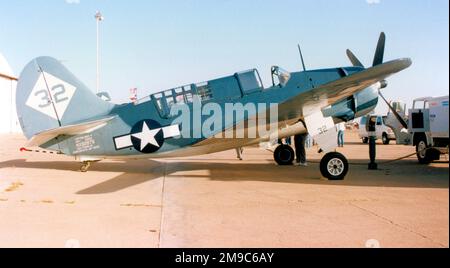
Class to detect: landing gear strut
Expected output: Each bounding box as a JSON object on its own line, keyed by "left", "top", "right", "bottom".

{"left": 368, "top": 136, "right": 378, "bottom": 170}
{"left": 320, "top": 152, "right": 349, "bottom": 180}
{"left": 80, "top": 161, "right": 92, "bottom": 172}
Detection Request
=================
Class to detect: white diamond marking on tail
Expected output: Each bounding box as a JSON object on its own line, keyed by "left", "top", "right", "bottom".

{"left": 25, "top": 71, "right": 77, "bottom": 120}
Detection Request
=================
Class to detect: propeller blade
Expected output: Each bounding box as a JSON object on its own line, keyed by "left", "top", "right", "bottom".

{"left": 346, "top": 49, "right": 364, "bottom": 67}
{"left": 373, "top": 32, "right": 386, "bottom": 66}
{"left": 378, "top": 90, "right": 408, "bottom": 129}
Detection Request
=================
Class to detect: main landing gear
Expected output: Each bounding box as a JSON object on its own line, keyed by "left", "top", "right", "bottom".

{"left": 319, "top": 152, "right": 349, "bottom": 180}
{"left": 273, "top": 144, "right": 349, "bottom": 180}
{"left": 273, "top": 144, "right": 295, "bottom": 165}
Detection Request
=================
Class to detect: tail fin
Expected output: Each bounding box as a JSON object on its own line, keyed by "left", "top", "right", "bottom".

{"left": 16, "top": 57, "right": 115, "bottom": 139}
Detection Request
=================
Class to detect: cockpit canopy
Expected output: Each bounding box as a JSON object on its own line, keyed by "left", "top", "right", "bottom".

{"left": 271, "top": 66, "right": 291, "bottom": 87}
{"left": 144, "top": 69, "right": 264, "bottom": 118}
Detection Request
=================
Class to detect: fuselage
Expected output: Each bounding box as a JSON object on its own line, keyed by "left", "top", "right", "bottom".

{"left": 43, "top": 66, "right": 379, "bottom": 161}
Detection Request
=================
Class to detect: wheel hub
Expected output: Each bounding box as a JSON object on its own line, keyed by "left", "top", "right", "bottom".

{"left": 327, "top": 158, "right": 344, "bottom": 176}
{"left": 418, "top": 141, "right": 427, "bottom": 158}
{"left": 280, "top": 150, "right": 291, "bottom": 161}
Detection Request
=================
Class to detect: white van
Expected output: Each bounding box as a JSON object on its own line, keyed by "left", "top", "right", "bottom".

{"left": 359, "top": 115, "right": 396, "bottom": 144}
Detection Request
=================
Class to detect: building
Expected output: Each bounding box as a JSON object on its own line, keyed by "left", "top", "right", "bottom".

{"left": 0, "top": 52, "right": 21, "bottom": 133}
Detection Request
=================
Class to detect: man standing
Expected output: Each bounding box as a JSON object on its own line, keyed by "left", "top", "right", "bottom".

{"left": 337, "top": 122, "right": 346, "bottom": 147}
{"left": 294, "top": 133, "right": 308, "bottom": 166}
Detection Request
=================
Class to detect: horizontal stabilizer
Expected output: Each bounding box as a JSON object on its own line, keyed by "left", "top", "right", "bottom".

{"left": 26, "top": 116, "right": 116, "bottom": 147}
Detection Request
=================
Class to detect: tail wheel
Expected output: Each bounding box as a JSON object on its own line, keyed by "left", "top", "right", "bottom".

{"left": 274, "top": 145, "right": 295, "bottom": 165}
{"left": 80, "top": 161, "right": 91, "bottom": 172}
{"left": 382, "top": 133, "right": 390, "bottom": 145}
{"left": 320, "top": 152, "right": 349, "bottom": 180}
{"left": 416, "top": 138, "right": 432, "bottom": 164}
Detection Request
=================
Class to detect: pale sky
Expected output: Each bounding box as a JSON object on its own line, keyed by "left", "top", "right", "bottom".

{"left": 1, "top": 0, "right": 448, "bottom": 114}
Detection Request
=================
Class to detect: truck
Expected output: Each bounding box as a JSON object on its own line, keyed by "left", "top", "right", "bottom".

{"left": 359, "top": 115, "right": 396, "bottom": 144}
{"left": 408, "top": 96, "right": 449, "bottom": 164}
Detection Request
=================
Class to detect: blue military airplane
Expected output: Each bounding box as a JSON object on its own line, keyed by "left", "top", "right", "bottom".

{"left": 16, "top": 33, "right": 411, "bottom": 180}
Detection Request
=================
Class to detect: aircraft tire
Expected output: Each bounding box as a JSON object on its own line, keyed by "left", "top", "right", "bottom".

{"left": 274, "top": 145, "right": 295, "bottom": 165}
{"left": 320, "top": 152, "right": 349, "bottom": 180}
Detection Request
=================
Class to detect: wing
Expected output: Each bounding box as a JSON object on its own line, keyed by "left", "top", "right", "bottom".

{"left": 278, "top": 58, "right": 412, "bottom": 120}
{"left": 25, "top": 116, "right": 116, "bottom": 147}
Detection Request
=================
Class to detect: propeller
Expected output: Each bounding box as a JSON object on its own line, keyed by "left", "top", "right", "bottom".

{"left": 346, "top": 32, "right": 386, "bottom": 68}
{"left": 372, "top": 32, "right": 385, "bottom": 66}
{"left": 378, "top": 90, "right": 408, "bottom": 129}
{"left": 346, "top": 32, "right": 409, "bottom": 129}
{"left": 346, "top": 49, "right": 364, "bottom": 68}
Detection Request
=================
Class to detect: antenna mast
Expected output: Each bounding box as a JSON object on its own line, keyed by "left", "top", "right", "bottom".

{"left": 298, "top": 44, "right": 307, "bottom": 72}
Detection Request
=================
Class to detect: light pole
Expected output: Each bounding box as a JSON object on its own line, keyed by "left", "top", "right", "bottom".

{"left": 95, "top": 11, "right": 104, "bottom": 94}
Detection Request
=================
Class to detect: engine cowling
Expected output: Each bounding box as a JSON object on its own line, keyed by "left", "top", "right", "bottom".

{"left": 323, "top": 86, "right": 379, "bottom": 122}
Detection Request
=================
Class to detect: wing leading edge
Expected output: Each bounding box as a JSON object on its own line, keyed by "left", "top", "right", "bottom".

{"left": 278, "top": 58, "right": 412, "bottom": 120}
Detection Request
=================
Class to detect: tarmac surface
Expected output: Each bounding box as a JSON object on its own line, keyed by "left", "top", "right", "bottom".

{"left": 0, "top": 131, "right": 448, "bottom": 248}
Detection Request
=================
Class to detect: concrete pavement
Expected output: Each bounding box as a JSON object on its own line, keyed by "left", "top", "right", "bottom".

{"left": 0, "top": 132, "right": 448, "bottom": 248}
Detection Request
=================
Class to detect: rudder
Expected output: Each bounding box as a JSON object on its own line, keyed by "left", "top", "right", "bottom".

{"left": 16, "top": 57, "right": 115, "bottom": 139}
